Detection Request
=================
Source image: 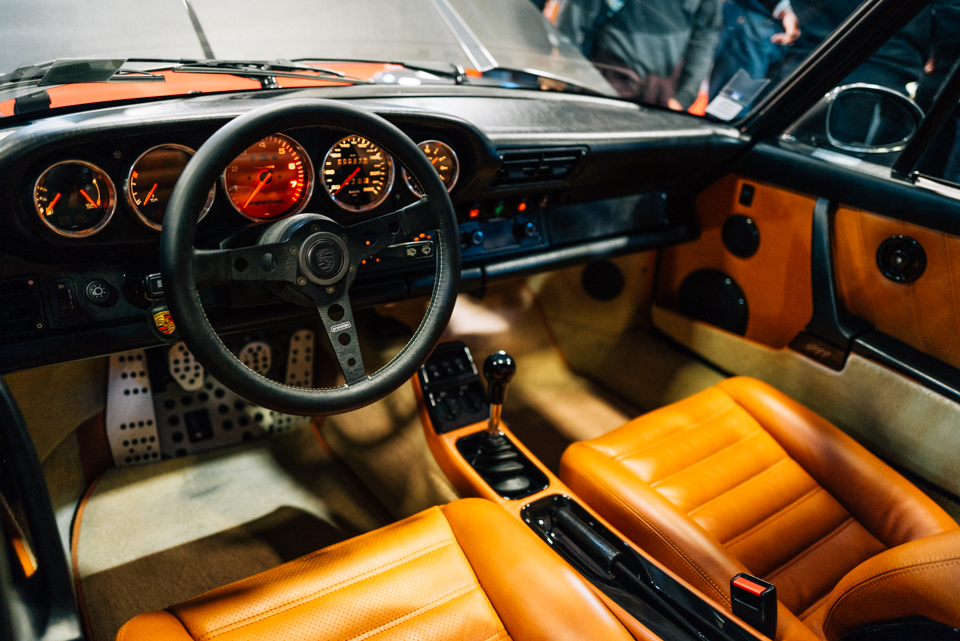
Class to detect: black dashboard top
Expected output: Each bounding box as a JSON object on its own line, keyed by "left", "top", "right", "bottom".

{"left": 0, "top": 84, "right": 745, "bottom": 373}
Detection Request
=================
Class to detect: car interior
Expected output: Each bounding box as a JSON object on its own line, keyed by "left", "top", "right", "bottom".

{"left": 2, "top": 1, "right": 960, "bottom": 641}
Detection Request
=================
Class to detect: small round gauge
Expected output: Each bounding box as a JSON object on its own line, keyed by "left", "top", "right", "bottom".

{"left": 126, "top": 144, "right": 215, "bottom": 230}
{"left": 321, "top": 136, "right": 394, "bottom": 212}
{"left": 222, "top": 134, "right": 314, "bottom": 221}
{"left": 33, "top": 161, "right": 116, "bottom": 238}
{"left": 403, "top": 140, "right": 459, "bottom": 197}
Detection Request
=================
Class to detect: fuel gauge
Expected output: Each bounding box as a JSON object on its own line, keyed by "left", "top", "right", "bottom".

{"left": 403, "top": 140, "right": 459, "bottom": 197}
{"left": 34, "top": 161, "right": 116, "bottom": 238}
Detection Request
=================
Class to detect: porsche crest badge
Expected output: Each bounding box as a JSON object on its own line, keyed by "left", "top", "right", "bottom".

{"left": 153, "top": 310, "right": 176, "bottom": 335}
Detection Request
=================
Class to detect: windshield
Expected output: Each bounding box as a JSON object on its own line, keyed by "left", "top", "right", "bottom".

{"left": 0, "top": 0, "right": 930, "bottom": 122}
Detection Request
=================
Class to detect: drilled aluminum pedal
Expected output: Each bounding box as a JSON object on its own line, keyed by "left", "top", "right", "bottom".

{"left": 239, "top": 341, "right": 272, "bottom": 376}
{"left": 106, "top": 350, "right": 161, "bottom": 466}
{"left": 286, "top": 329, "right": 314, "bottom": 387}
{"left": 169, "top": 342, "right": 204, "bottom": 391}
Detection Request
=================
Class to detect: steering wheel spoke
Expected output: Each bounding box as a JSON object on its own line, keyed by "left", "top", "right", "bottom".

{"left": 349, "top": 198, "right": 441, "bottom": 260}
{"left": 193, "top": 242, "right": 299, "bottom": 287}
{"left": 313, "top": 292, "right": 366, "bottom": 384}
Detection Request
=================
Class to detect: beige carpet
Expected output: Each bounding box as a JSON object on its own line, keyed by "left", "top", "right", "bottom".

{"left": 75, "top": 426, "right": 389, "bottom": 641}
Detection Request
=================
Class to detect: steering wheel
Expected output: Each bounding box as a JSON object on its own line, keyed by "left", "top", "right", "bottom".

{"left": 160, "top": 100, "right": 461, "bottom": 415}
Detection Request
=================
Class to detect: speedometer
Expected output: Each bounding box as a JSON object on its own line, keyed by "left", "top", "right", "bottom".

{"left": 321, "top": 136, "right": 394, "bottom": 212}
{"left": 222, "top": 134, "right": 313, "bottom": 221}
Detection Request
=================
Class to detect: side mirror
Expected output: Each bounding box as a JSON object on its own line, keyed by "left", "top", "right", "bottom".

{"left": 826, "top": 84, "right": 923, "bottom": 153}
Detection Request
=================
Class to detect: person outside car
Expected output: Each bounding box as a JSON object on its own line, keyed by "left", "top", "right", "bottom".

{"left": 554, "top": 0, "right": 722, "bottom": 110}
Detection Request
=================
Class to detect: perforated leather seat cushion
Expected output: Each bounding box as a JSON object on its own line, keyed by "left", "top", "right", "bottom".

{"left": 116, "top": 499, "right": 637, "bottom": 641}
{"left": 560, "top": 377, "right": 958, "bottom": 640}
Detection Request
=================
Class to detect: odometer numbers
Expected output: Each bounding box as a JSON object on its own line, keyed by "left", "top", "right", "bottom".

{"left": 322, "top": 136, "right": 394, "bottom": 212}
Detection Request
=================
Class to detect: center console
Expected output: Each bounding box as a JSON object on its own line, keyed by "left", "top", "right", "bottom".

{"left": 415, "top": 342, "right": 767, "bottom": 641}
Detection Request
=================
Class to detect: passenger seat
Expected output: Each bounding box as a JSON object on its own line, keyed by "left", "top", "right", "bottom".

{"left": 560, "top": 376, "right": 960, "bottom": 640}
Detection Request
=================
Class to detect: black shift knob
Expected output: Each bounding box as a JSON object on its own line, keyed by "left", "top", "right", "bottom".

{"left": 483, "top": 351, "right": 516, "bottom": 405}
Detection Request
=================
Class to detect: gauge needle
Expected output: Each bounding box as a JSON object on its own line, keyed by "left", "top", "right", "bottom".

{"left": 45, "top": 192, "right": 62, "bottom": 216}
{"left": 334, "top": 167, "right": 362, "bottom": 196}
{"left": 143, "top": 183, "right": 159, "bottom": 205}
{"left": 79, "top": 189, "right": 99, "bottom": 208}
{"left": 431, "top": 157, "right": 441, "bottom": 164}
{"left": 243, "top": 171, "right": 272, "bottom": 208}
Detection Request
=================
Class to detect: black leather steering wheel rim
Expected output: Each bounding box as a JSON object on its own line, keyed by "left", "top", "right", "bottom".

{"left": 160, "top": 99, "right": 460, "bottom": 415}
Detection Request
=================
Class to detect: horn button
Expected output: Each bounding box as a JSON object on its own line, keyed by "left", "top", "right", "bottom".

{"left": 299, "top": 232, "right": 350, "bottom": 286}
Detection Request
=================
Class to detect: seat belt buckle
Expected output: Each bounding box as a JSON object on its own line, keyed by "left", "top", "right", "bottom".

{"left": 731, "top": 573, "right": 777, "bottom": 638}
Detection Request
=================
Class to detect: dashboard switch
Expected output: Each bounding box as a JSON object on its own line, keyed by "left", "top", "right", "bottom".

{"left": 50, "top": 278, "right": 79, "bottom": 321}
{"left": 84, "top": 279, "right": 114, "bottom": 306}
{"left": 469, "top": 230, "right": 485, "bottom": 248}
{"left": 144, "top": 273, "right": 164, "bottom": 298}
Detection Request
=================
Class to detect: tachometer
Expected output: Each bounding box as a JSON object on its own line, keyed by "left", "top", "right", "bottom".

{"left": 403, "top": 140, "right": 459, "bottom": 197}
{"left": 222, "top": 134, "right": 313, "bottom": 221}
{"left": 126, "top": 144, "right": 215, "bottom": 230}
{"left": 321, "top": 136, "right": 394, "bottom": 212}
{"left": 34, "top": 161, "right": 116, "bottom": 238}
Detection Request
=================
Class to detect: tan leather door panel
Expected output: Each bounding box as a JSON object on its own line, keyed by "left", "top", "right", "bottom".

{"left": 657, "top": 175, "right": 814, "bottom": 349}
{"left": 834, "top": 207, "right": 960, "bottom": 371}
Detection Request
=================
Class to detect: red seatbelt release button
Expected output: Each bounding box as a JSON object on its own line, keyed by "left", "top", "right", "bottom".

{"left": 731, "top": 573, "right": 777, "bottom": 639}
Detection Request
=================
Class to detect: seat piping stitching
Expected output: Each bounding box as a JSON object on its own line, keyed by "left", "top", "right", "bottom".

{"left": 339, "top": 584, "right": 483, "bottom": 641}
{"left": 191, "top": 538, "right": 458, "bottom": 641}
{"left": 687, "top": 457, "right": 790, "bottom": 516}
{"left": 721, "top": 485, "right": 823, "bottom": 547}
{"left": 650, "top": 428, "right": 765, "bottom": 489}
{"left": 611, "top": 405, "right": 738, "bottom": 462}
{"left": 763, "top": 517, "right": 856, "bottom": 582}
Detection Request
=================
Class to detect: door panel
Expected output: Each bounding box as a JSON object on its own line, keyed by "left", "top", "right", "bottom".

{"left": 657, "top": 175, "right": 813, "bottom": 349}
{"left": 834, "top": 207, "right": 960, "bottom": 371}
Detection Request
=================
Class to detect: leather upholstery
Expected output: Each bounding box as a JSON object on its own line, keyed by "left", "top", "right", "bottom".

{"left": 560, "top": 377, "right": 958, "bottom": 640}
{"left": 116, "top": 498, "right": 636, "bottom": 641}
{"left": 814, "top": 528, "right": 960, "bottom": 639}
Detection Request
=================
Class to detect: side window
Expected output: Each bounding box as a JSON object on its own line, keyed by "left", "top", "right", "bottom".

{"left": 778, "top": 4, "right": 956, "bottom": 174}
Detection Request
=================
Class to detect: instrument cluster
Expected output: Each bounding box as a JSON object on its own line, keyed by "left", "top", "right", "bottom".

{"left": 29, "top": 131, "right": 460, "bottom": 239}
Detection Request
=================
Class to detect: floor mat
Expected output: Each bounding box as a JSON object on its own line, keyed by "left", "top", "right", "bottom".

{"left": 74, "top": 426, "right": 389, "bottom": 641}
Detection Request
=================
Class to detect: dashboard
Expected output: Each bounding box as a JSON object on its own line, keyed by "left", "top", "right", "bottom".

{"left": 0, "top": 84, "right": 745, "bottom": 373}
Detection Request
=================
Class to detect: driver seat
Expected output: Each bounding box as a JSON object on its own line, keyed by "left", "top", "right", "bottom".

{"left": 116, "top": 498, "right": 637, "bottom": 641}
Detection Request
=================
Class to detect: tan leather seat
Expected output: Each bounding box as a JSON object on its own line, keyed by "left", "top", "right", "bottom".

{"left": 117, "top": 498, "right": 639, "bottom": 641}
{"left": 560, "top": 376, "right": 960, "bottom": 641}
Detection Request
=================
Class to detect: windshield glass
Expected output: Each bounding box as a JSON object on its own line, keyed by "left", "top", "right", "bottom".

{"left": 0, "top": 0, "right": 928, "bottom": 121}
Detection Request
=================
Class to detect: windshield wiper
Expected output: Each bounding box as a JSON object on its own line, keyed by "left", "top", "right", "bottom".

{"left": 167, "top": 59, "right": 371, "bottom": 87}
{"left": 0, "top": 58, "right": 370, "bottom": 91}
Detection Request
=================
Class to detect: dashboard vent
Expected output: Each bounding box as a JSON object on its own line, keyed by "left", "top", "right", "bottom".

{"left": 491, "top": 147, "right": 586, "bottom": 188}
{"left": 0, "top": 278, "right": 44, "bottom": 337}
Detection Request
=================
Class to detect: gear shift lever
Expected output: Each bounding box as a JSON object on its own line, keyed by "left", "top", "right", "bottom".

{"left": 483, "top": 351, "right": 516, "bottom": 435}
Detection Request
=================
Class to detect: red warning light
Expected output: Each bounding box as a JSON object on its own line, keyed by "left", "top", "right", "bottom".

{"left": 517, "top": 201, "right": 527, "bottom": 212}
{"left": 469, "top": 208, "right": 480, "bottom": 218}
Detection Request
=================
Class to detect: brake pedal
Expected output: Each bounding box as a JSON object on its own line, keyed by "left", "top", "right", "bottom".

{"left": 238, "top": 341, "right": 272, "bottom": 376}
{"left": 106, "top": 350, "right": 161, "bottom": 467}
{"left": 169, "top": 342, "right": 204, "bottom": 391}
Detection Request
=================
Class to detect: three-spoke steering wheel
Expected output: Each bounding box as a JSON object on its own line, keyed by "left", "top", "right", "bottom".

{"left": 160, "top": 100, "right": 460, "bottom": 415}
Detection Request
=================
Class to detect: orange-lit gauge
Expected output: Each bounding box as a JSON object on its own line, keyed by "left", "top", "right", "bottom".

{"left": 126, "top": 145, "right": 215, "bottom": 230}
{"left": 34, "top": 161, "right": 116, "bottom": 238}
{"left": 402, "top": 140, "right": 459, "bottom": 197}
{"left": 222, "top": 134, "right": 313, "bottom": 221}
{"left": 321, "top": 136, "right": 394, "bottom": 212}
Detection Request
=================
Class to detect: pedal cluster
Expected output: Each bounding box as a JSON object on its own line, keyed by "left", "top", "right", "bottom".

{"left": 106, "top": 328, "right": 316, "bottom": 466}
